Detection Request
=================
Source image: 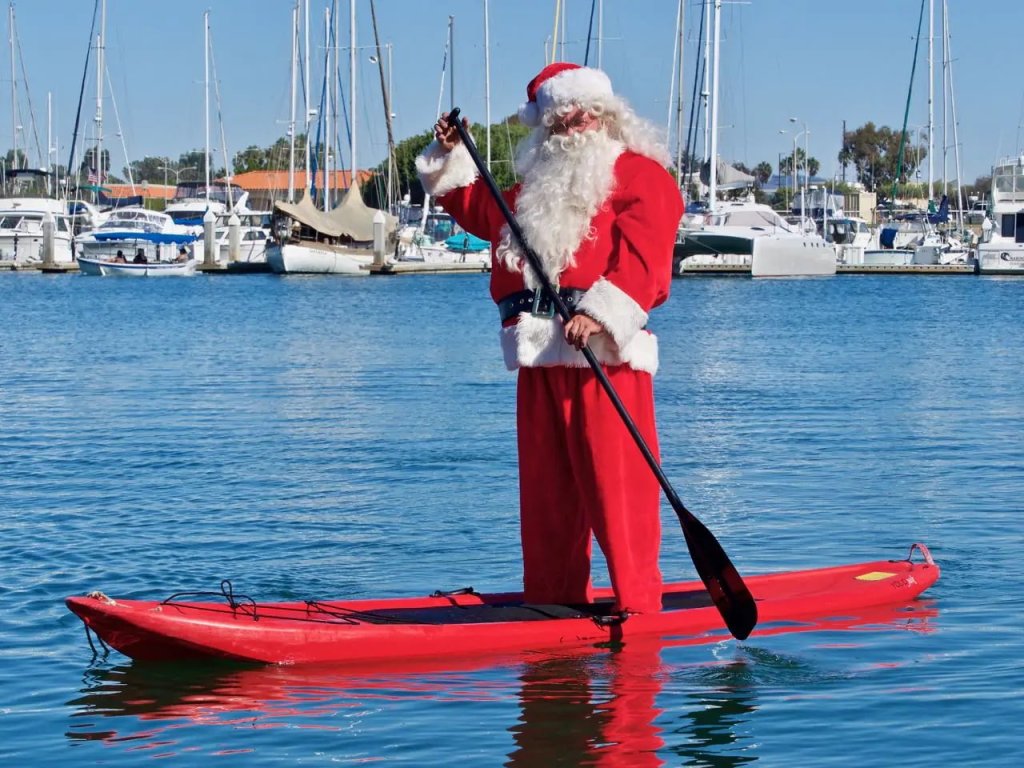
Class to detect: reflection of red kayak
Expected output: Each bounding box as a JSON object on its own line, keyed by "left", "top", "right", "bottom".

{"left": 66, "top": 544, "right": 939, "bottom": 665}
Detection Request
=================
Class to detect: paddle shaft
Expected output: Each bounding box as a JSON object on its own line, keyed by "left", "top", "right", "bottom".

{"left": 447, "top": 108, "right": 756, "bottom": 639}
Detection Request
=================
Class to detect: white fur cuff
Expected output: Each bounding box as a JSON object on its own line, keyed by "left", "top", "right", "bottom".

{"left": 415, "top": 140, "right": 480, "bottom": 198}
{"left": 576, "top": 277, "right": 649, "bottom": 351}
{"left": 500, "top": 314, "right": 658, "bottom": 375}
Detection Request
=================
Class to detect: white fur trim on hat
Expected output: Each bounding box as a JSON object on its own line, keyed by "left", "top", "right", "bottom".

{"left": 499, "top": 313, "right": 658, "bottom": 375}
{"left": 518, "top": 67, "right": 614, "bottom": 127}
{"left": 575, "top": 277, "right": 649, "bottom": 351}
{"left": 415, "top": 139, "right": 479, "bottom": 198}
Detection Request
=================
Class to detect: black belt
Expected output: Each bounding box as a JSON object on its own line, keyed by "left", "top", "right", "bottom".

{"left": 497, "top": 288, "right": 586, "bottom": 323}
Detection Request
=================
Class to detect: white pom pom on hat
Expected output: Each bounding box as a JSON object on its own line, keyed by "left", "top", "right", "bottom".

{"left": 517, "top": 62, "right": 614, "bottom": 127}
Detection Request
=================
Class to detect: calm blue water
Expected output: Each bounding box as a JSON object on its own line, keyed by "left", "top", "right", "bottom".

{"left": 0, "top": 271, "right": 1021, "bottom": 766}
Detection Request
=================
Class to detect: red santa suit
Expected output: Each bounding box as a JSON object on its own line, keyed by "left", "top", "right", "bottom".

{"left": 416, "top": 63, "right": 684, "bottom": 614}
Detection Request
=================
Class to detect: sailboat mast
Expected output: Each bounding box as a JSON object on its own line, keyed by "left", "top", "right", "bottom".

{"left": 288, "top": 2, "right": 297, "bottom": 202}
{"left": 95, "top": 0, "right": 105, "bottom": 184}
{"left": 484, "top": 0, "right": 491, "bottom": 172}
{"left": 944, "top": 0, "right": 964, "bottom": 227}
{"left": 674, "top": 0, "right": 685, "bottom": 186}
{"left": 204, "top": 10, "right": 210, "bottom": 200}
{"left": 701, "top": 0, "right": 711, "bottom": 169}
{"left": 46, "top": 91, "right": 51, "bottom": 189}
{"left": 8, "top": 3, "right": 17, "bottom": 169}
{"left": 369, "top": 0, "right": 395, "bottom": 208}
{"left": 927, "top": 0, "right": 933, "bottom": 199}
{"left": 323, "top": 5, "right": 331, "bottom": 211}
{"left": 436, "top": 16, "right": 452, "bottom": 120}
{"left": 707, "top": 0, "right": 721, "bottom": 212}
{"left": 304, "top": 0, "right": 311, "bottom": 189}
{"left": 349, "top": 0, "right": 357, "bottom": 188}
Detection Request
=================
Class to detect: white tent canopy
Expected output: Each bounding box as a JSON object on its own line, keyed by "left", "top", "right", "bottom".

{"left": 274, "top": 184, "right": 396, "bottom": 241}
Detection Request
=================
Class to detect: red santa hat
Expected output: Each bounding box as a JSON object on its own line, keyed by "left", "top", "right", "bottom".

{"left": 517, "top": 62, "right": 615, "bottom": 127}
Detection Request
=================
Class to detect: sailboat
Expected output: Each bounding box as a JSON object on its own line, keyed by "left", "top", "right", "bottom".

{"left": 0, "top": 5, "right": 74, "bottom": 265}
{"left": 267, "top": 0, "right": 395, "bottom": 276}
{"left": 675, "top": 0, "right": 834, "bottom": 277}
{"left": 163, "top": 12, "right": 250, "bottom": 230}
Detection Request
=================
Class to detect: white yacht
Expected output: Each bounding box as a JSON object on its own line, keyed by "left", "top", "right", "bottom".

{"left": 75, "top": 207, "right": 203, "bottom": 264}
{"left": 214, "top": 212, "right": 272, "bottom": 267}
{"left": 397, "top": 210, "right": 490, "bottom": 267}
{"left": 976, "top": 155, "right": 1024, "bottom": 274}
{"left": 675, "top": 199, "right": 835, "bottom": 277}
{"left": 826, "top": 216, "right": 877, "bottom": 265}
{"left": 164, "top": 180, "right": 250, "bottom": 228}
{"left": 0, "top": 170, "right": 75, "bottom": 264}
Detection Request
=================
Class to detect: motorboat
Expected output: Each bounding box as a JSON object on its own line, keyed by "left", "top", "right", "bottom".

{"left": 397, "top": 210, "right": 490, "bottom": 267}
{"left": 976, "top": 155, "right": 1024, "bottom": 274}
{"left": 676, "top": 199, "right": 835, "bottom": 277}
{"left": 75, "top": 207, "right": 203, "bottom": 265}
{"left": 164, "top": 180, "right": 250, "bottom": 227}
{"left": 77, "top": 254, "right": 196, "bottom": 277}
{"left": 214, "top": 212, "right": 272, "bottom": 267}
{"left": 0, "top": 169, "right": 75, "bottom": 264}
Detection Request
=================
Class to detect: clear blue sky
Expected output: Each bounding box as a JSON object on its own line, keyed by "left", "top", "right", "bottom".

{"left": 6, "top": 0, "right": 1023, "bottom": 185}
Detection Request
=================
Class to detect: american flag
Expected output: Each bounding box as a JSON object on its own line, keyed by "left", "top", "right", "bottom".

{"left": 88, "top": 168, "right": 99, "bottom": 184}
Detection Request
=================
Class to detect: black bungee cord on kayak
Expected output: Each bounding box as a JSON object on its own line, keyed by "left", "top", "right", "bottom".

{"left": 162, "top": 580, "right": 258, "bottom": 619}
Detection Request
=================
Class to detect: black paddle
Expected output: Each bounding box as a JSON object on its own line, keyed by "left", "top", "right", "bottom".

{"left": 446, "top": 108, "right": 757, "bottom": 640}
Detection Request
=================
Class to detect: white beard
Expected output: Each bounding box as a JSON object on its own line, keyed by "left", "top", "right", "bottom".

{"left": 496, "top": 128, "right": 624, "bottom": 288}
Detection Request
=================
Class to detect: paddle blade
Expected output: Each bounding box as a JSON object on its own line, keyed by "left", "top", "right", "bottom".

{"left": 680, "top": 511, "right": 758, "bottom": 640}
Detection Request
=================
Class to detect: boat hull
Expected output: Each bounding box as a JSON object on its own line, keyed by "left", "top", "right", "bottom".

{"left": 77, "top": 257, "right": 196, "bottom": 277}
{"left": 976, "top": 243, "right": 1024, "bottom": 274}
{"left": 66, "top": 546, "right": 939, "bottom": 665}
{"left": 267, "top": 242, "right": 371, "bottom": 275}
{"left": 861, "top": 248, "right": 916, "bottom": 266}
{"left": 750, "top": 236, "right": 837, "bottom": 277}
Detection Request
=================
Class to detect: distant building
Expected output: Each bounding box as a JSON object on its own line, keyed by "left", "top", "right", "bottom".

{"left": 230, "top": 170, "right": 374, "bottom": 211}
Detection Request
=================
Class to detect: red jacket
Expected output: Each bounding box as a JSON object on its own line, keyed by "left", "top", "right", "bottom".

{"left": 420, "top": 146, "right": 684, "bottom": 374}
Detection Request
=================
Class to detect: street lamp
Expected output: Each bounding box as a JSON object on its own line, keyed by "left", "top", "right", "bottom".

{"left": 158, "top": 164, "right": 197, "bottom": 189}
{"left": 789, "top": 117, "right": 810, "bottom": 218}
{"left": 779, "top": 128, "right": 804, "bottom": 211}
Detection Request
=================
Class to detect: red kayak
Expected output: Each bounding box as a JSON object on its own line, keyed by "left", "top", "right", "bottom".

{"left": 66, "top": 543, "right": 939, "bottom": 665}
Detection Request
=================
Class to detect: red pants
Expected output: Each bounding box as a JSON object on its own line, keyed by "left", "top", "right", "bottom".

{"left": 516, "top": 365, "right": 663, "bottom": 613}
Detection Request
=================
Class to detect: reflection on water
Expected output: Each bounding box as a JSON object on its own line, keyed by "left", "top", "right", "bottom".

{"left": 507, "top": 643, "right": 666, "bottom": 767}
{"left": 64, "top": 601, "right": 937, "bottom": 763}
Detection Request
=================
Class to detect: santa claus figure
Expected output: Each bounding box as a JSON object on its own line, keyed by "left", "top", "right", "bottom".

{"left": 416, "top": 62, "right": 684, "bottom": 615}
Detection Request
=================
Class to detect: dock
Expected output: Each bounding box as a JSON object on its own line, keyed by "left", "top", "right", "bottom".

{"left": 678, "top": 264, "right": 752, "bottom": 276}
{"left": 368, "top": 261, "right": 489, "bottom": 276}
{"left": 678, "top": 263, "right": 977, "bottom": 276}
{"left": 0, "top": 261, "right": 78, "bottom": 273}
{"left": 836, "top": 264, "right": 975, "bottom": 275}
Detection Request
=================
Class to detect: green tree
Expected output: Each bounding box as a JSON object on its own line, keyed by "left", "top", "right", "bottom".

{"left": 778, "top": 148, "right": 819, "bottom": 179}
{"left": 753, "top": 161, "right": 773, "bottom": 186}
{"left": 366, "top": 117, "right": 532, "bottom": 208}
{"left": 123, "top": 156, "right": 172, "bottom": 185}
{"left": 262, "top": 135, "right": 308, "bottom": 171}
{"left": 232, "top": 145, "right": 269, "bottom": 174}
{"left": 79, "top": 147, "right": 112, "bottom": 181}
{"left": 176, "top": 149, "right": 222, "bottom": 181}
{"left": 839, "top": 122, "right": 926, "bottom": 196}
{"left": 3, "top": 148, "right": 29, "bottom": 170}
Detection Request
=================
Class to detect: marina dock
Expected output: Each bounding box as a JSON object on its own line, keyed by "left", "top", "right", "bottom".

{"left": 679, "top": 263, "right": 978, "bottom": 276}
{"left": 368, "top": 261, "right": 490, "bottom": 276}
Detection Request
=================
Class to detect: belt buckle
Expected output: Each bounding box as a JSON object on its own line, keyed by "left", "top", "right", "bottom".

{"left": 531, "top": 287, "right": 557, "bottom": 318}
